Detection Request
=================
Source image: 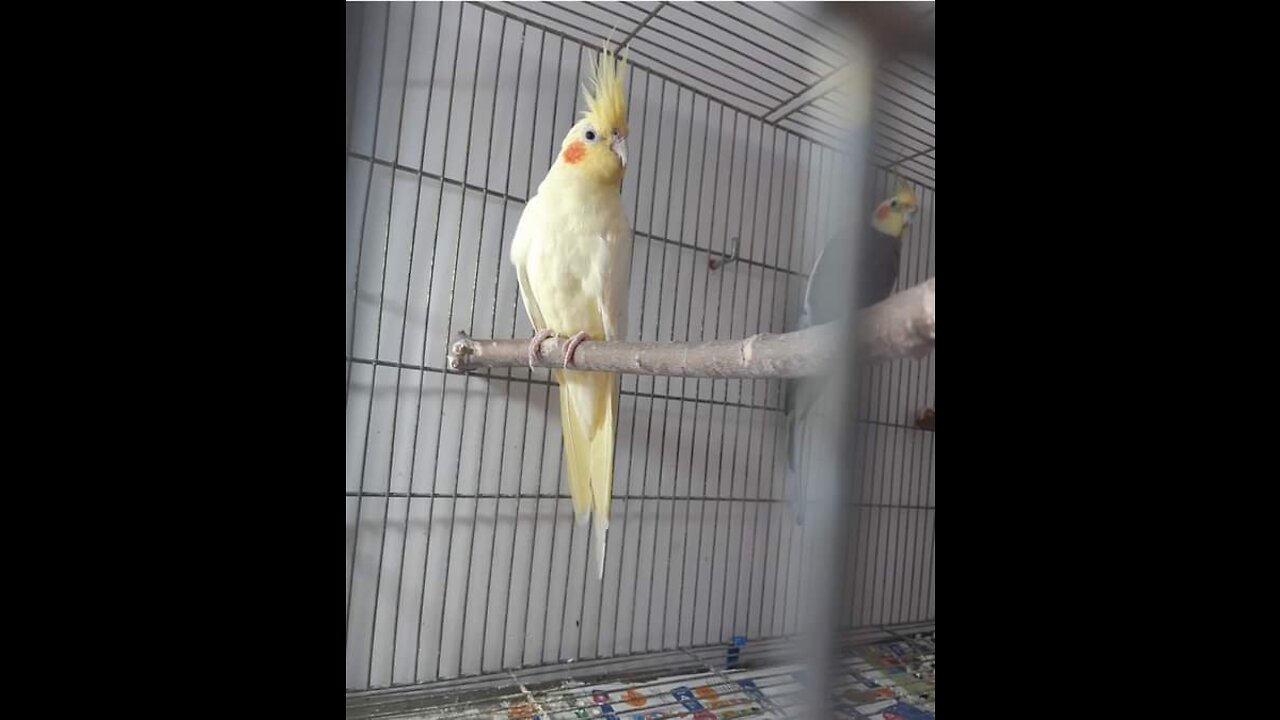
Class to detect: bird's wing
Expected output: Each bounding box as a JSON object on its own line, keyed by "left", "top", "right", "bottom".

{"left": 598, "top": 212, "right": 632, "bottom": 343}
{"left": 855, "top": 229, "right": 900, "bottom": 309}
{"left": 510, "top": 194, "right": 549, "bottom": 332}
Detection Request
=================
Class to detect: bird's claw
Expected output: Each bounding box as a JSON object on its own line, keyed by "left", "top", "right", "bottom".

{"left": 528, "top": 328, "right": 557, "bottom": 370}
{"left": 563, "top": 331, "right": 590, "bottom": 367}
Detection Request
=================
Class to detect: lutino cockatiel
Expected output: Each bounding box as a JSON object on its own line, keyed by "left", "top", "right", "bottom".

{"left": 510, "top": 43, "right": 631, "bottom": 579}
{"left": 784, "top": 183, "right": 918, "bottom": 524}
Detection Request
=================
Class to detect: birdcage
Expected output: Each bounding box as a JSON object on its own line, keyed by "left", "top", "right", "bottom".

{"left": 346, "top": 2, "right": 934, "bottom": 716}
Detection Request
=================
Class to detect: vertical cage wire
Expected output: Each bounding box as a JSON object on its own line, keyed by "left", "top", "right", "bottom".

{"left": 347, "top": 1, "right": 934, "bottom": 691}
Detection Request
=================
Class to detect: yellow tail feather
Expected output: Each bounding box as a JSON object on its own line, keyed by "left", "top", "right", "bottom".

{"left": 589, "top": 374, "right": 617, "bottom": 579}
{"left": 556, "top": 369, "right": 618, "bottom": 579}
{"left": 556, "top": 370, "right": 593, "bottom": 524}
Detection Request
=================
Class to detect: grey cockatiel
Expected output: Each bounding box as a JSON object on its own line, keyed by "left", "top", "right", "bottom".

{"left": 784, "top": 184, "right": 919, "bottom": 524}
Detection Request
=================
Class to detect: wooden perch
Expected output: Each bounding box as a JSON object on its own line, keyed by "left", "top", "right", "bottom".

{"left": 449, "top": 277, "right": 934, "bottom": 379}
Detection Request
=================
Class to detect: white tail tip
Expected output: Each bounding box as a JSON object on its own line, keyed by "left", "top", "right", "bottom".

{"left": 593, "top": 521, "right": 608, "bottom": 579}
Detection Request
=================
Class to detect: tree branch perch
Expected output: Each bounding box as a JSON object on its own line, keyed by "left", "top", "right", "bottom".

{"left": 449, "top": 277, "right": 934, "bottom": 378}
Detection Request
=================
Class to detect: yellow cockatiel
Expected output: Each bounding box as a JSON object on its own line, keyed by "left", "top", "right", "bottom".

{"left": 509, "top": 43, "right": 631, "bottom": 579}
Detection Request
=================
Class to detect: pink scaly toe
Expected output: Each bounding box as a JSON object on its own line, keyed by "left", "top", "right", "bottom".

{"left": 527, "top": 328, "right": 557, "bottom": 370}
{"left": 562, "top": 331, "right": 591, "bottom": 367}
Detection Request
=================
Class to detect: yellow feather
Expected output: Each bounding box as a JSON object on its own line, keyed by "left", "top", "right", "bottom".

{"left": 582, "top": 41, "right": 628, "bottom": 136}
{"left": 588, "top": 373, "right": 618, "bottom": 580}
{"left": 557, "top": 370, "right": 594, "bottom": 523}
{"left": 557, "top": 368, "right": 615, "bottom": 579}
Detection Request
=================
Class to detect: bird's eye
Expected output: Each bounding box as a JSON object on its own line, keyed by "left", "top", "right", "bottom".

{"left": 585, "top": 130, "right": 596, "bottom": 141}
{"left": 890, "top": 199, "right": 898, "bottom": 208}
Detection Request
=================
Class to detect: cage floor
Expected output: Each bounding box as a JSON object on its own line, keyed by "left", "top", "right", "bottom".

{"left": 347, "top": 624, "right": 934, "bottom": 719}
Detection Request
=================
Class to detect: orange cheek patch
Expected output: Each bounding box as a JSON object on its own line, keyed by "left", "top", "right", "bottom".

{"left": 562, "top": 141, "right": 586, "bottom": 164}
{"left": 876, "top": 205, "right": 890, "bottom": 220}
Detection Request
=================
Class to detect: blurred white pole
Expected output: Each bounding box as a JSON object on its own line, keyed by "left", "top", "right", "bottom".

{"left": 794, "top": 12, "right": 877, "bottom": 719}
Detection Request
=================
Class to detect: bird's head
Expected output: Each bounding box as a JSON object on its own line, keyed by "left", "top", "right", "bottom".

{"left": 557, "top": 41, "right": 629, "bottom": 187}
{"left": 871, "top": 183, "right": 919, "bottom": 238}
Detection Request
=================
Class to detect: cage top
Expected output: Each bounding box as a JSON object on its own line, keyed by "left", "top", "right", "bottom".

{"left": 484, "top": 1, "right": 935, "bottom": 189}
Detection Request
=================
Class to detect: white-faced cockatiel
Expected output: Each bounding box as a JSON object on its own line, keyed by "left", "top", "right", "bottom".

{"left": 509, "top": 43, "right": 631, "bottom": 579}
{"left": 784, "top": 183, "right": 918, "bottom": 524}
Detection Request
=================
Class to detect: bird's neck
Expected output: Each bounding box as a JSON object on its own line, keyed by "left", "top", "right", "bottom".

{"left": 542, "top": 163, "right": 623, "bottom": 203}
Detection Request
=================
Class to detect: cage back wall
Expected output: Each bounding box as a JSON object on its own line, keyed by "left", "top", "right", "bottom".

{"left": 346, "top": 0, "right": 935, "bottom": 692}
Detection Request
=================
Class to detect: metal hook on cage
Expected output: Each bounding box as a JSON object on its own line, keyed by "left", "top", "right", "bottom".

{"left": 708, "top": 236, "right": 740, "bottom": 271}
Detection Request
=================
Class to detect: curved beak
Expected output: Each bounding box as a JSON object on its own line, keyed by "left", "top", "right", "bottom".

{"left": 611, "top": 135, "right": 628, "bottom": 167}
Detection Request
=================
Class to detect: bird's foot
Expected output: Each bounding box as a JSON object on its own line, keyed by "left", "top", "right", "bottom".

{"left": 527, "top": 328, "right": 557, "bottom": 369}
{"left": 562, "top": 331, "right": 591, "bottom": 367}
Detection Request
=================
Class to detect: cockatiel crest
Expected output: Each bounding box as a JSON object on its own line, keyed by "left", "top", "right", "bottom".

{"left": 582, "top": 42, "right": 628, "bottom": 137}
{"left": 559, "top": 42, "right": 629, "bottom": 186}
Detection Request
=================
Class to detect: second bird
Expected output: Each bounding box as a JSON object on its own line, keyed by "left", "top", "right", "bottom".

{"left": 784, "top": 183, "right": 918, "bottom": 524}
